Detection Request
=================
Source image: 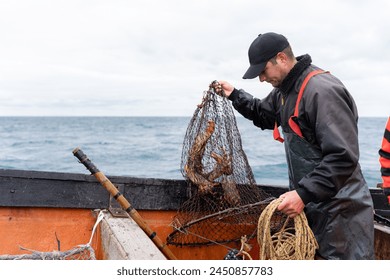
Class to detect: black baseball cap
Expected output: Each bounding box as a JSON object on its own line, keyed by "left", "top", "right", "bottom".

{"left": 242, "top": 32, "right": 290, "bottom": 79}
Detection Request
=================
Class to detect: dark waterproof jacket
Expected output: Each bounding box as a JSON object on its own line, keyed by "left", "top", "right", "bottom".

{"left": 229, "top": 54, "right": 375, "bottom": 259}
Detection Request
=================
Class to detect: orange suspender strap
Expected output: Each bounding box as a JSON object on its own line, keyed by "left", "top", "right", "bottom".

{"left": 273, "top": 69, "right": 328, "bottom": 142}
{"left": 288, "top": 70, "right": 328, "bottom": 138}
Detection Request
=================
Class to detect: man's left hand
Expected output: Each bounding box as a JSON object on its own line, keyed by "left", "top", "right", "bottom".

{"left": 277, "top": 190, "right": 305, "bottom": 218}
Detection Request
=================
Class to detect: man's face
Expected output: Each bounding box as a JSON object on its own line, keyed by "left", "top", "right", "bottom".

{"left": 258, "top": 54, "right": 288, "bottom": 88}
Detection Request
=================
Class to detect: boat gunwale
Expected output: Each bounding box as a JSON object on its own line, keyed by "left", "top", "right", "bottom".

{"left": 0, "top": 169, "right": 389, "bottom": 218}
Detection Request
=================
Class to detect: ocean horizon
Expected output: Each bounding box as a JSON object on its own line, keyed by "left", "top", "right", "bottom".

{"left": 0, "top": 116, "right": 387, "bottom": 188}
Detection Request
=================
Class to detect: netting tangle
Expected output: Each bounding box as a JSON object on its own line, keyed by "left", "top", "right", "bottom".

{"left": 0, "top": 245, "right": 96, "bottom": 260}
{"left": 167, "top": 81, "right": 280, "bottom": 247}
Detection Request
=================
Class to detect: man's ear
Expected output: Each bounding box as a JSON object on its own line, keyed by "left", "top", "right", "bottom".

{"left": 276, "top": 52, "right": 288, "bottom": 64}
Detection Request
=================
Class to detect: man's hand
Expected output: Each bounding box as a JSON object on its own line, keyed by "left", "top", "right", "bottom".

{"left": 218, "top": 80, "right": 235, "bottom": 97}
{"left": 277, "top": 190, "right": 305, "bottom": 218}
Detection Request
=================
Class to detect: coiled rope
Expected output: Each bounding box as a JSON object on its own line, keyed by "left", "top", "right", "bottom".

{"left": 257, "top": 198, "right": 318, "bottom": 260}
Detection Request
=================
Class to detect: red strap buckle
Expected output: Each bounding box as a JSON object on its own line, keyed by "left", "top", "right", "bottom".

{"left": 273, "top": 122, "right": 284, "bottom": 143}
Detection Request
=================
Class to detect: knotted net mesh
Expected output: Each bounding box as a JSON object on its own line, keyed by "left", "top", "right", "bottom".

{"left": 0, "top": 245, "right": 96, "bottom": 260}
{"left": 167, "top": 81, "right": 281, "bottom": 247}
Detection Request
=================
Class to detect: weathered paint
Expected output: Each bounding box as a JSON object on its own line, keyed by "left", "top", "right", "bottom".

{"left": 0, "top": 207, "right": 258, "bottom": 260}
{"left": 99, "top": 211, "right": 166, "bottom": 260}
{"left": 1, "top": 207, "right": 388, "bottom": 260}
{"left": 374, "top": 224, "right": 390, "bottom": 260}
{"left": 0, "top": 208, "right": 102, "bottom": 258}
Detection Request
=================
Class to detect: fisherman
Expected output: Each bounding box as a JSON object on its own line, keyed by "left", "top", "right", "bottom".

{"left": 379, "top": 117, "right": 390, "bottom": 203}
{"left": 219, "top": 32, "right": 375, "bottom": 259}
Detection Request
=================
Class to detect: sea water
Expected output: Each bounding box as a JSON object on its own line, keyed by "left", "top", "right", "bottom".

{"left": 0, "top": 116, "right": 387, "bottom": 188}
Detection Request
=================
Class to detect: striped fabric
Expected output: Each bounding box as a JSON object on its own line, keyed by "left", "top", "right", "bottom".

{"left": 379, "top": 117, "right": 390, "bottom": 203}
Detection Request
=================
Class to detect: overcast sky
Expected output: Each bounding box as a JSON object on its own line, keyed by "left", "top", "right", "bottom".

{"left": 0, "top": 0, "right": 389, "bottom": 117}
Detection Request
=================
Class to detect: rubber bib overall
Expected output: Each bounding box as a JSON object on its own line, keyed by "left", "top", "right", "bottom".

{"left": 278, "top": 70, "right": 375, "bottom": 259}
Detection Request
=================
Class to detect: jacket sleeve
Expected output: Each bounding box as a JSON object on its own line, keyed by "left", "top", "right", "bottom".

{"left": 228, "top": 88, "right": 280, "bottom": 130}
{"left": 296, "top": 75, "right": 363, "bottom": 204}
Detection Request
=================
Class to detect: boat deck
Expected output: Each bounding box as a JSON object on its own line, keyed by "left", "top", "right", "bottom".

{"left": 0, "top": 169, "right": 389, "bottom": 260}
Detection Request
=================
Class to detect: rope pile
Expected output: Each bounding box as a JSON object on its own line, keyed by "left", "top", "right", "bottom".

{"left": 257, "top": 198, "right": 318, "bottom": 260}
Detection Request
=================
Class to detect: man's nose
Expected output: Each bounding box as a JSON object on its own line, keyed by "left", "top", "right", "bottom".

{"left": 259, "top": 73, "right": 266, "bottom": 83}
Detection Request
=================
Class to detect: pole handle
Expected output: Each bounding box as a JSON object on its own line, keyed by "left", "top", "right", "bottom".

{"left": 72, "top": 147, "right": 177, "bottom": 260}
{"left": 73, "top": 147, "right": 100, "bottom": 174}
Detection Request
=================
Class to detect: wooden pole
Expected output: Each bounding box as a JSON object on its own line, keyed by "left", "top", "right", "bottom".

{"left": 72, "top": 147, "right": 177, "bottom": 260}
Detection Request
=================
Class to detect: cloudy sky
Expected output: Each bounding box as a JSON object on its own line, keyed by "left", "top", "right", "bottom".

{"left": 0, "top": 0, "right": 389, "bottom": 117}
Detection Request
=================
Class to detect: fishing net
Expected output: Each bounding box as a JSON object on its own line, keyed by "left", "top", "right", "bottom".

{"left": 0, "top": 245, "right": 96, "bottom": 260}
{"left": 167, "top": 81, "right": 284, "bottom": 247}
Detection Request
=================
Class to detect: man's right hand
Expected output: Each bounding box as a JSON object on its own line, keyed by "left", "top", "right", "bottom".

{"left": 218, "top": 80, "right": 235, "bottom": 97}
